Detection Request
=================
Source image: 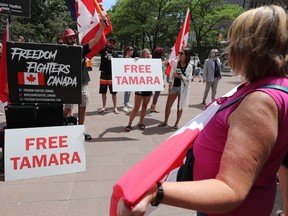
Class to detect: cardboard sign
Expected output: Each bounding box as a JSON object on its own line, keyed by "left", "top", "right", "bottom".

{"left": 4, "top": 125, "right": 86, "bottom": 181}
{"left": 0, "top": 0, "right": 31, "bottom": 18}
{"left": 111, "top": 58, "right": 164, "bottom": 92}
{"left": 6, "top": 42, "right": 82, "bottom": 104}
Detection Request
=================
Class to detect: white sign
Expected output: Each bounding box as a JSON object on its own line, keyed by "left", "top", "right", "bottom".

{"left": 4, "top": 125, "right": 86, "bottom": 181}
{"left": 111, "top": 58, "right": 164, "bottom": 92}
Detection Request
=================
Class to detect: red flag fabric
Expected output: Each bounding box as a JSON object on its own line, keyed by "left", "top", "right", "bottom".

{"left": 0, "top": 21, "right": 9, "bottom": 113}
{"left": 76, "top": 0, "right": 112, "bottom": 59}
{"left": 109, "top": 86, "right": 238, "bottom": 216}
{"left": 165, "top": 9, "right": 191, "bottom": 76}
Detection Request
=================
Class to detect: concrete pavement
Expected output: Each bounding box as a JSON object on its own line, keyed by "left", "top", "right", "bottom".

{"left": 0, "top": 65, "right": 284, "bottom": 216}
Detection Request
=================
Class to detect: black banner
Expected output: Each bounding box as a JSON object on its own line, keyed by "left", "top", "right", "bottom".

{"left": 6, "top": 42, "right": 82, "bottom": 104}
{"left": 0, "top": 0, "right": 31, "bottom": 18}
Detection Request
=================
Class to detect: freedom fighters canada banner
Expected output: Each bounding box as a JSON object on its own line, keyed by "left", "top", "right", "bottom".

{"left": 6, "top": 42, "right": 82, "bottom": 104}
{"left": 5, "top": 125, "right": 86, "bottom": 181}
{"left": 111, "top": 58, "right": 164, "bottom": 92}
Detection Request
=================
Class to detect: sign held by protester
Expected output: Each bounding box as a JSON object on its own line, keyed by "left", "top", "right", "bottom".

{"left": 111, "top": 58, "right": 164, "bottom": 91}
{"left": 0, "top": 0, "right": 31, "bottom": 18}
{"left": 4, "top": 125, "right": 86, "bottom": 181}
{"left": 6, "top": 42, "right": 82, "bottom": 104}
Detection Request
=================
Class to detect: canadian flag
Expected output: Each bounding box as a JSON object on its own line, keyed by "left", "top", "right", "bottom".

{"left": 110, "top": 87, "right": 238, "bottom": 216}
{"left": 0, "top": 20, "right": 9, "bottom": 113}
{"left": 18, "top": 72, "right": 45, "bottom": 86}
{"left": 76, "top": 0, "right": 112, "bottom": 59}
{"left": 165, "top": 9, "right": 191, "bottom": 76}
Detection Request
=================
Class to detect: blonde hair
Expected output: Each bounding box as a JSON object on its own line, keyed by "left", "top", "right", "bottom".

{"left": 227, "top": 5, "right": 288, "bottom": 82}
{"left": 140, "top": 48, "right": 150, "bottom": 58}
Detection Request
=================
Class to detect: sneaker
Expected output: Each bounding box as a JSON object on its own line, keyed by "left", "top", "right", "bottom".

{"left": 122, "top": 106, "right": 128, "bottom": 113}
{"left": 84, "top": 133, "right": 92, "bottom": 141}
{"left": 276, "top": 210, "right": 284, "bottom": 216}
{"left": 126, "top": 104, "right": 134, "bottom": 108}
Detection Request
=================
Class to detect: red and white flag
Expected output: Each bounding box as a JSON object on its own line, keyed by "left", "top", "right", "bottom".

{"left": 109, "top": 87, "right": 238, "bottom": 216}
{"left": 18, "top": 72, "right": 45, "bottom": 86}
{"left": 0, "top": 20, "right": 9, "bottom": 113}
{"left": 76, "top": 0, "right": 112, "bottom": 59}
{"left": 165, "top": 9, "right": 191, "bottom": 76}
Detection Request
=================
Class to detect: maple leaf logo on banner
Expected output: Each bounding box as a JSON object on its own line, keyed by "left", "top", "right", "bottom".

{"left": 27, "top": 74, "right": 36, "bottom": 83}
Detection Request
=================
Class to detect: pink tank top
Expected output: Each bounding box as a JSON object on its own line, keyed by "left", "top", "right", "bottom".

{"left": 193, "top": 77, "right": 288, "bottom": 216}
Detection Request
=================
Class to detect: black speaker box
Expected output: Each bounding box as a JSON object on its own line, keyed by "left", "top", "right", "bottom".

{"left": 5, "top": 103, "right": 64, "bottom": 129}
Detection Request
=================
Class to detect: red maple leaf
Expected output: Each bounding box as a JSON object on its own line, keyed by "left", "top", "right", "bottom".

{"left": 26, "top": 74, "right": 36, "bottom": 83}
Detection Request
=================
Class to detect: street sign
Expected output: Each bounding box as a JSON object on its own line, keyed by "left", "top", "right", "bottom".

{"left": 0, "top": 0, "right": 31, "bottom": 18}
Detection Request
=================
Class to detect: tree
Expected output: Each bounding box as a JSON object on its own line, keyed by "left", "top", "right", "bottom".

{"left": 109, "top": 0, "right": 185, "bottom": 52}
{"left": 188, "top": 0, "right": 244, "bottom": 55}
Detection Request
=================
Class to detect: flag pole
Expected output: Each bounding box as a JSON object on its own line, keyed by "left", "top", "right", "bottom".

{"left": 93, "top": 0, "right": 109, "bottom": 27}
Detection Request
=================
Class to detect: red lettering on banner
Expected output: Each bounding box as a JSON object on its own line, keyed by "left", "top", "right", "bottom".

{"left": 20, "top": 156, "right": 31, "bottom": 169}
{"left": 25, "top": 135, "right": 69, "bottom": 150}
{"left": 116, "top": 76, "right": 161, "bottom": 85}
{"left": 10, "top": 152, "right": 81, "bottom": 170}
{"left": 10, "top": 157, "right": 21, "bottom": 170}
{"left": 26, "top": 138, "right": 34, "bottom": 151}
{"left": 71, "top": 152, "right": 81, "bottom": 163}
{"left": 49, "top": 136, "right": 58, "bottom": 148}
{"left": 123, "top": 65, "right": 152, "bottom": 73}
{"left": 33, "top": 155, "right": 47, "bottom": 167}
{"left": 48, "top": 154, "right": 59, "bottom": 166}
{"left": 60, "top": 153, "right": 70, "bottom": 164}
{"left": 37, "top": 137, "right": 47, "bottom": 149}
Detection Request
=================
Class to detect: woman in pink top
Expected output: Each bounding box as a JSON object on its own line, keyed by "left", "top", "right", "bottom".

{"left": 117, "top": 5, "right": 288, "bottom": 216}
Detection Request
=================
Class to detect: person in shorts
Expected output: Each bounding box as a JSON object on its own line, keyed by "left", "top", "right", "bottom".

{"left": 62, "top": 19, "right": 105, "bottom": 140}
{"left": 98, "top": 38, "right": 119, "bottom": 114}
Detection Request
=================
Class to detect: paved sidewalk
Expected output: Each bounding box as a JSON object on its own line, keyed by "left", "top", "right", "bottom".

{"left": 0, "top": 66, "right": 284, "bottom": 216}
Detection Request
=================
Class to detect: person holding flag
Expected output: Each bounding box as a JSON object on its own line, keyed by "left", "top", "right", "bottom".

{"left": 158, "top": 48, "right": 192, "bottom": 130}
{"left": 117, "top": 5, "right": 288, "bottom": 216}
{"left": 63, "top": 18, "right": 105, "bottom": 141}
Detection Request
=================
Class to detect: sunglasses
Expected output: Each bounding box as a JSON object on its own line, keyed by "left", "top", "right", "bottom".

{"left": 178, "top": 52, "right": 184, "bottom": 55}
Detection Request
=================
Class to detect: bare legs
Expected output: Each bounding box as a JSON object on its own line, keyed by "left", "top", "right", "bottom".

{"left": 160, "top": 92, "right": 182, "bottom": 127}
{"left": 127, "top": 94, "right": 151, "bottom": 126}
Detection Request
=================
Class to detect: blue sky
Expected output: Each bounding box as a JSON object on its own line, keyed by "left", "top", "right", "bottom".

{"left": 103, "top": 0, "right": 116, "bottom": 10}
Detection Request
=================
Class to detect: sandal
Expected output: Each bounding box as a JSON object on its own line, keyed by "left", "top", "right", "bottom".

{"left": 150, "top": 110, "right": 160, "bottom": 113}
{"left": 125, "top": 125, "right": 132, "bottom": 132}
{"left": 98, "top": 108, "right": 106, "bottom": 113}
{"left": 158, "top": 122, "right": 167, "bottom": 127}
{"left": 172, "top": 125, "right": 178, "bottom": 130}
{"left": 138, "top": 123, "right": 145, "bottom": 130}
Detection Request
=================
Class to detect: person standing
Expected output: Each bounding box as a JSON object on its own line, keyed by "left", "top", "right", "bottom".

{"left": 158, "top": 48, "right": 192, "bottom": 130}
{"left": 98, "top": 38, "right": 119, "bottom": 114}
{"left": 202, "top": 49, "right": 221, "bottom": 105}
{"left": 124, "top": 48, "right": 153, "bottom": 132}
{"left": 63, "top": 20, "right": 105, "bottom": 141}
{"left": 122, "top": 46, "right": 134, "bottom": 113}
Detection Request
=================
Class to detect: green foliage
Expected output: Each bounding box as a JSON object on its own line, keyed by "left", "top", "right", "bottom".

{"left": 0, "top": 0, "right": 243, "bottom": 55}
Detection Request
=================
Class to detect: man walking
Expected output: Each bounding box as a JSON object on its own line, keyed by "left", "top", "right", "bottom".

{"left": 202, "top": 49, "right": 222, "bottom": 105}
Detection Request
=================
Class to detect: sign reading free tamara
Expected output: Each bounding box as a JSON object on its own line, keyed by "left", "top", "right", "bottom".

{"left": 111, "top": 58, "right": 164, "bottom": 92}
{"left": 4, "top": 125, "right": 86, "bottom": 181}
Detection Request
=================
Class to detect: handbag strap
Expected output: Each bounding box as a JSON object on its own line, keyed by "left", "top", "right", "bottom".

{"left": 217, "top": 83, "right": 288, "bottom": 113}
